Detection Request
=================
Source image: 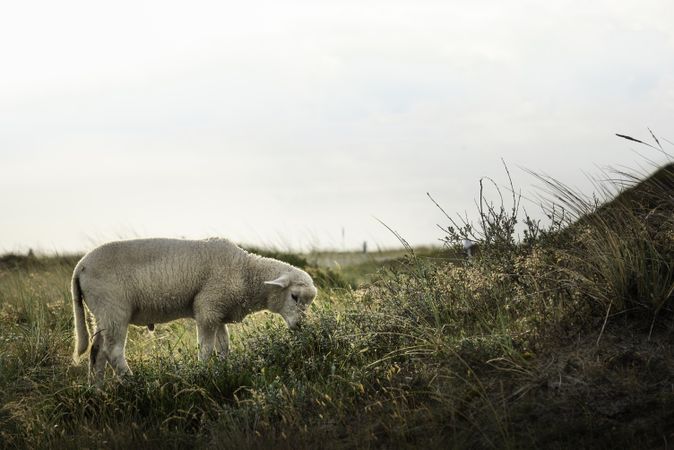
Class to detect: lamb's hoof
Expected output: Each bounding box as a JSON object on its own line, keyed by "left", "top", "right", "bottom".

{"left": 147, "top": 324, "right": 155, "bottom": 332}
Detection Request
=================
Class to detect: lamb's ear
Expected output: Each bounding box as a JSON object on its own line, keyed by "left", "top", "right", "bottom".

{"left": 264, "top": 273, "right": 290, "bottom": 288}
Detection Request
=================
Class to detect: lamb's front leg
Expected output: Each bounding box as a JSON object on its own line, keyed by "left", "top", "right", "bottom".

{"left": 215, "top": 323, "right": 230, "bottom": 358}
{"left": 196, "top": 322, "right": 216, "bottom": 361}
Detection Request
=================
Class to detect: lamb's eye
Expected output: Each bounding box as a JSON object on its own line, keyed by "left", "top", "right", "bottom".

{"left": 291, "top": 293, "right": 299, "bottom": 302}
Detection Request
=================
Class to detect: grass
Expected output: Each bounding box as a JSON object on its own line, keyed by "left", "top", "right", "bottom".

{"left": 0, "top": 156, "right": 673, "bottom": 449}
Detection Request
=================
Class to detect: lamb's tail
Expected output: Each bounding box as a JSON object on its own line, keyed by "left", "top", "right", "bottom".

{"left": 72, "top": 266, "right": 89, "bottom": 364}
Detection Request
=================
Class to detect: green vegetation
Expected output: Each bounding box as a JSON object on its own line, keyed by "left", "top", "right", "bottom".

{"left": 0, "top": 161, "right": 672, "bottom": 449}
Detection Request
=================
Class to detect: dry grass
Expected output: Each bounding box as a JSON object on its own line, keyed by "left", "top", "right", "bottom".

{"left": 0, "top": 158, "right": 672, "bottom": 449}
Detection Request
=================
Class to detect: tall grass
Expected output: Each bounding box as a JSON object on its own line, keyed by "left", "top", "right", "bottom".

{"left": 530, "top": 161, "right": 674, "bottom": 337}
{"left": 1, "top": 154, "right": 673, "bottom": 448}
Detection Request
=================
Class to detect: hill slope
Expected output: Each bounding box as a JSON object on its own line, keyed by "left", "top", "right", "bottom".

{"left": 0, "top": 163, "right": 672, "bottom": 449}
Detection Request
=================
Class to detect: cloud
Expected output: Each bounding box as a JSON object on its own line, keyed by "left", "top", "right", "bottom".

{"left": 0, "top": 0, "right": 673, "bottom": 251}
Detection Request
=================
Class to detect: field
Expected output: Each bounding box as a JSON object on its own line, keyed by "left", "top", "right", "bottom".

{"left": 0, "top": 163, "right": 673, "bottom": 449}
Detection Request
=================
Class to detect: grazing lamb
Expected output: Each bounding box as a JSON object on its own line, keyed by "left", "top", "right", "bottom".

{"left": 71, "top": 238, "right": 317, "bottom": 384}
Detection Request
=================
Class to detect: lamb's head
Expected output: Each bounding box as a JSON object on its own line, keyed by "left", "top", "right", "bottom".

{"left": 264, "top": 269, "right": 317, "bottom": 330}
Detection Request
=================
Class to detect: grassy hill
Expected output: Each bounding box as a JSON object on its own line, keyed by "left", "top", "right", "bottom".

{"left": 0, "top": 163, "right": 672, "bottom": 449}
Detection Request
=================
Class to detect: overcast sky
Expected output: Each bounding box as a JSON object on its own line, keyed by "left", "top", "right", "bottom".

{"left": 1, "top": 0, "right": 672, "bottom": 253}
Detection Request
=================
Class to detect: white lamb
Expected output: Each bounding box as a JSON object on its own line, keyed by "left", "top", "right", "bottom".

{"left": 71, "top": 238, "right": 317, "bottom": 384}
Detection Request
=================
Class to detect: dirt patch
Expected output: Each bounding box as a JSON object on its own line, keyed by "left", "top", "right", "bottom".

{"left": 502, "top": 323, "right": 674, "bottom": 448}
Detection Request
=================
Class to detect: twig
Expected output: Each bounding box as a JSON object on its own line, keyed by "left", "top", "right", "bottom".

{"left": 374, "top": 217, "right": 414, "bottom": 255}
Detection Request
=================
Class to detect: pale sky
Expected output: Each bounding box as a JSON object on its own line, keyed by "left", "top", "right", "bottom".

{"left": 1, "top": 0, "right": 673, "bottom": 253}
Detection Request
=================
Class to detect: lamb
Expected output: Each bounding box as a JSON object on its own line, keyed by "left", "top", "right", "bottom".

{"left": 71, "top": 238, "right": 318, "bottom": 384}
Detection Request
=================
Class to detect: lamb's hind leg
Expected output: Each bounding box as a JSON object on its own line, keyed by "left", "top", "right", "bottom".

{"left": 106, "top": 322, "right": 132, "bottom": 377}
{"left": 89, "top": 329, "right": 108, "bottom": 386}
{"left": 89, "top": 319, "right": 132, "bottom": 385}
